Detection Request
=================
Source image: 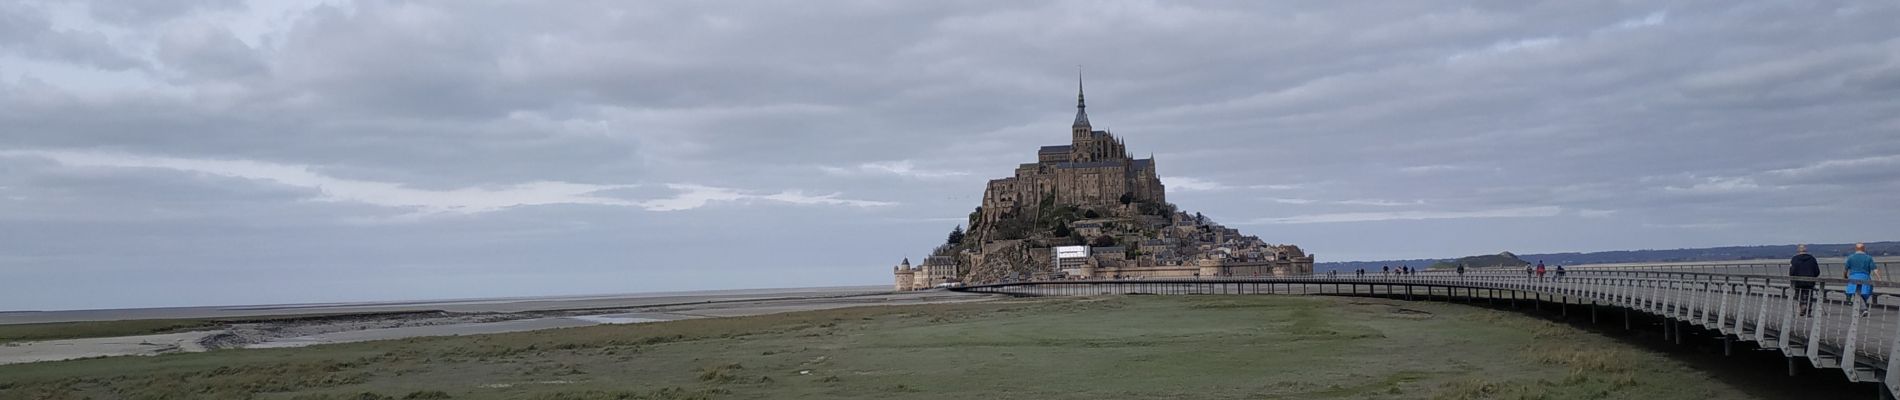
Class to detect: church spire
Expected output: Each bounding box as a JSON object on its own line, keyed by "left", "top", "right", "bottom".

{"left": 1073, "top": 67, "right": 1090, "bottom": 128}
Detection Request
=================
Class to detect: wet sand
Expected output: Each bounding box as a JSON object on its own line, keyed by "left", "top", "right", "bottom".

{"left": 0, "top": 285, "right": 892, "bottom": 325}
{"left": 0, "top": 288, "right": 994, "bottom": 365}
{"left": 0, "top": 331, "right": 216, "bottom": 365}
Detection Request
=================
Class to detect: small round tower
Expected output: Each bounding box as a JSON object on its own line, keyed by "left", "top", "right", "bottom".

{"left": 892, "top": 258, "right": 915, "bottom": 291}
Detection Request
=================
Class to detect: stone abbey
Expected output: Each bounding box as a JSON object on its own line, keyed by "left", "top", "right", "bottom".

{"left": 895, "top": 79, "right": 1312, "bottom": 291}
{"left": 975, "top": 80, "right": 1165, "bottom": 226}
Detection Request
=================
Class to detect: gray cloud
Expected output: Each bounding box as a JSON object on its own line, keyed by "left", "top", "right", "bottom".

{"left": 155, "top": 24, "right": 265, "bottom": 82}
{"left": 3, "top": 0, "right": 1898, "bottom": 309}
{"left": 81, "top": 0, "right": 246, "bottom": 26}
{"left": 0, "top": 2, "right": 146, "bottom": 70}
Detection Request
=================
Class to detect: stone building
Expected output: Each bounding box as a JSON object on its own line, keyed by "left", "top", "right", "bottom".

{"left": 894, "top": 255, "right": 960, "bottom": 291}
{"left": 977, "top": 79, "right": 1165, "bottom": 225}
{"left": 891, "top": 258, "right": 916, "bottom": 291}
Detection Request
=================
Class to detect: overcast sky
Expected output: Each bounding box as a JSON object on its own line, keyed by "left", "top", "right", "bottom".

{"left": 3, "top": 1, "right": 1897, "bottom": 310}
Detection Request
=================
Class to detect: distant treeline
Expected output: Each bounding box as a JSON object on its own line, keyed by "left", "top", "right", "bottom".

{"left": 1317, "top": 241, "right": 1900, "bottom": 273}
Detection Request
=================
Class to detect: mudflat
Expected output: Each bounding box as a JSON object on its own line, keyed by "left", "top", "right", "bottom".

{"left": 0, "top": 286, "right": 893, "bottom": 325}
{"left": 0, "top": 295, "right": 1786, "bottom": 399}
{"left": 0, "top": 289, "right": 989, "bottom": 365}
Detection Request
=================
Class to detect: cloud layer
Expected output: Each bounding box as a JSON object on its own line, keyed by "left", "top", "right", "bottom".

{"left": 2, "top": 0, "right": 1898, "bottom": 309}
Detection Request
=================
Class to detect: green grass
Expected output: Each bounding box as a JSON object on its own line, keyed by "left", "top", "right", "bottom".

{"left": 0, "top": 296, "right": 1759, "bottom": 399}
{"left": 0, "top": 319, "right": 221, "bottom": 343}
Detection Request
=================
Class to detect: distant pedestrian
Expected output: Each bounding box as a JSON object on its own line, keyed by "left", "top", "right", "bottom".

{"left": 1525, "top": 264, "right": 1534, "bottom": 280}
{"left": 1845, "top": 242, "right": 1881, "bottom": 317}
{"left": 1554, "top": 265, "right": 1566, "bottom": 281}
{"left": 1383, "top": 266, "right": 1390, "bottom": 277}
{"left": 1790, "top": 244, "right": 1820, "bottom": 317}
{"left": 1535, "top": 261, "right": 1547, "bottom": 282}
{"left": 1456, "top": 264, "right": 1466, "bottom": 277}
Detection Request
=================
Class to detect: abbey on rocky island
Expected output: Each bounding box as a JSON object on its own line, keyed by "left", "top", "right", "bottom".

{"left": 895, "top": 78, "right": 1312, "bottom": 291}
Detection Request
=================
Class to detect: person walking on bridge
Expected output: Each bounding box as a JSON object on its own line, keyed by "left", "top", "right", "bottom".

{"left": 1535, "top": 261, "right": 1547, "bottom": 282}
{"left": 1524, "top": 264, "right": 1534, "bottom": 281}
{"left": 1456, "top": 264, "right": 1466, "bottom": 278}
{"left": 1554, "top": 265, "right": 1566, "bottom": 281}
{"left": 1845, "top": 242, "right": 1881, "bottom": 317}
{"left": 1790, "top": 244, "right": 1820, "bottom": 317}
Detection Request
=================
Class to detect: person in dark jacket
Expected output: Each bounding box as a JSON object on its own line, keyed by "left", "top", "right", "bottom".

{"left": 1790, "top": 244, "right": 1821, "bottom": 317}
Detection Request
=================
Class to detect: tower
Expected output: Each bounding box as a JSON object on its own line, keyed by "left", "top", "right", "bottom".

{"left": 1072, "top": 70, "right": 1091, "bottom": 141}
{"left": 892, "top": 258, "right": 915, "bottom": 291}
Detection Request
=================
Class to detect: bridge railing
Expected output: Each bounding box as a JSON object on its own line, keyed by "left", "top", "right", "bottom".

{"left": 1570, "top": 262, "right": 1900, "bottom": 283}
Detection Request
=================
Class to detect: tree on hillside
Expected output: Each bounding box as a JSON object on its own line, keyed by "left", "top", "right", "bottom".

{"left": 1119, "top": 192, "right": 1134, "bottom": 205}
{"left": 1137, "top": 201, "right": 1165, "bottom": 216}
{"left": 1083, "top": 209, "right": 1100, "bottom": 219}
{"left": 947, "top": 226, "right": 965, "bottom": 245}
{"left": 1091, "top": 235, "right": 1117, "bottom": 247}
{"left": 1053, "top": 223, "right": 1071, "bottom": 238}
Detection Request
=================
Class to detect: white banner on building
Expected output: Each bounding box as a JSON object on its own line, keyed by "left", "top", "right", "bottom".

{"left": 1055, "top": 246, "right": 1091, "bottom": 259}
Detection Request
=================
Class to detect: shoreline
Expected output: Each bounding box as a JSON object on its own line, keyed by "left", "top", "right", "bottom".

{"left": 0, "top": 285, "right": 890, "bottom": 325}
{"left": 0, "top": 288, "right": 994, "bottom": 366}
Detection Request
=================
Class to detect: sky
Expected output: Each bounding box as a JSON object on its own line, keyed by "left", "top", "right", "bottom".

{"left": 2, "top": 1, "right": 1897, "bottom": 310}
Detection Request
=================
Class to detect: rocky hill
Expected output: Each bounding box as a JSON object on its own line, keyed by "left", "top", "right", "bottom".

{"left": 1426, "top": 252, "right": 1530, "bottom": 270}
{"left": 892, "top": 83, "right": 1310, "bottom": 290}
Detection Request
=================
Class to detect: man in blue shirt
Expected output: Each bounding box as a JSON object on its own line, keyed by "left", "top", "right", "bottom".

{"left": 1845, "top": 242, "right": 1880, "bottom": 317}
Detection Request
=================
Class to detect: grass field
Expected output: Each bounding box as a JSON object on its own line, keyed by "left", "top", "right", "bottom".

{"left": 0, "top": 319, "right": 222, "bottom": 343}
{"left": 0, "top": 295, "right": 1768, "bottom": 399}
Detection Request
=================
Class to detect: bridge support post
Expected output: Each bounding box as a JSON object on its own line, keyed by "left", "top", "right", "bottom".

{"left": 1624, "top": 308, "right": 1631, "bottom": 330}
{"left": 1723, "top": 337, "right": 1732, "bottom": 356}
{"left": 1591, "top": 302, "right": 1598, "bottom": 325}
{"left": 1664, "top": 318, "right": 1672, "bottom": 341}
{"left": 1790, "top": 357, "right": 1799, "bottom": 377}
{"left": 1675, "top": 321, "right": 1683, "bottom": 345}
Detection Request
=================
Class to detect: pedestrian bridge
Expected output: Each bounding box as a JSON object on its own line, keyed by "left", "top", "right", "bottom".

{"left": 950, "top": 265, "right": 1900, "bottom": 398}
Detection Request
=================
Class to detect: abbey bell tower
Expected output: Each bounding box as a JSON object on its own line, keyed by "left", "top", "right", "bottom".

{"left": 1072, "top": 74, "right": 1091, "bottom": 142}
